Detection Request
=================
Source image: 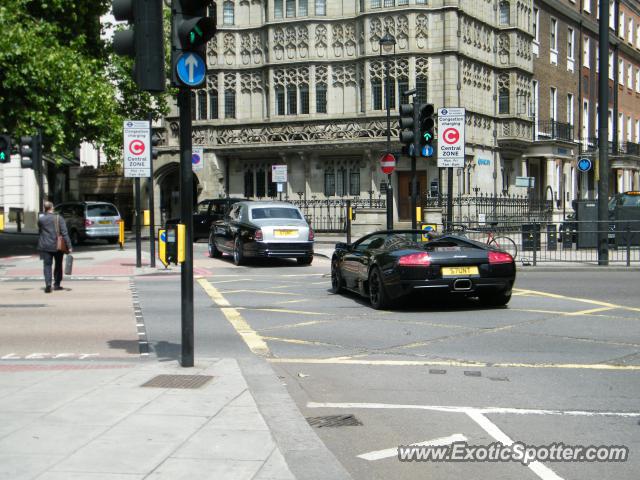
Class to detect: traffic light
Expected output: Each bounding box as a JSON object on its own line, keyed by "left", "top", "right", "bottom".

{"left": 20, "top": 134, "right": 41, "bottom": 170}
{"left": 399, "top": 103, "right": 415, "bottom": 150}
{"left": 171, "top": 0, "right": 217, "bottom": 88}
{"left": 113, "top": 0, "right": 166, "bottom": 92}
{"left": 151, "top": 132, "right": 160, "bottom": 160}
{"left": 419, "top": 104, "right": 435, "bottom": 157}
{"left": 0, "top": 135, "right": 10, "bottom": 164}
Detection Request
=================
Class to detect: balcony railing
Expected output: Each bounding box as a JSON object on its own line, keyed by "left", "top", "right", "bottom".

{"left": 536, "top": 120, "right": 574, "bottom": 142}
{"left": 579, "top": 138, "right": 640, "bottom": 156}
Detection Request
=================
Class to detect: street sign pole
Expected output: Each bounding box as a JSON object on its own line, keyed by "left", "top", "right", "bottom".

{"left": 447, "top": 168, "right": 453, "bottom": 231}
{"left": 135, "top": 178, "right": 142, "bottom": 268}
{"left": 148, "top": 113, "right": 156, "bottom": 268}
{"left": 178, "top": 88, "right": 194, "bottom": 367}
{"left": 597, "top": 0, "right": 609, "bottom": 266}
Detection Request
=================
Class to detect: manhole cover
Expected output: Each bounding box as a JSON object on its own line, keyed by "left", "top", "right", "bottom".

{"left": 141, "top": 374, "right": 214, "bottom": 389}
{"left": 306, "top": 414, "right": 362, "bottom": 428}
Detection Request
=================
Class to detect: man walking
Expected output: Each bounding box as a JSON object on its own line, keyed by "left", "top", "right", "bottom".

{"left": 37, "top": 201, "right": 72, "bottom": 293}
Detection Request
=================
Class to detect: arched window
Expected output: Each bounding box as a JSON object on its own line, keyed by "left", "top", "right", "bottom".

{"left": 223, "top": 1, "right": 234, "bottom": 25}
{"left": 300, "top": 84, "right": 310, "bottom": 114}
{"left": 499, "top": 1, "right": 510, "bottom": 25}
{"left": 209, "top": 90, "right": 218, "bottom": 119}
{"left": 198, "top": 90, "right": 207, "bottom": 120}
{"left": 275, "top": 86, "right": 285, "bottom": 115}
{"left": 498, "top": 88, "right": 510, "bottom": 114}
{"left": 316, "top": 83, "right": 327, "bottom": 113}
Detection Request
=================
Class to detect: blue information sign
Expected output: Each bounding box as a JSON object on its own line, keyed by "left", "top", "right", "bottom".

{"left": 176, "top": 53, "right": 206, "bottom": 87}
{"left": 421, "top": 145, "right": 434, "bottom": 157}
{"left": 577, "top": 158, "right": 592, "bottom": 172}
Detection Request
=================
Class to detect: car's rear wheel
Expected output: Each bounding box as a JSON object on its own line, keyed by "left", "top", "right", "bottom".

{"left": 297, "top": 256, "right": 313, "bottom": 266}
{"left": 368, "top": 267, "right": 390, "bottom": 310}
{"left": 233, "top": 237, "right": 244, "bottom": 266}
{"left": 208, "top": 235, "right": 222, "bottom": 258}
{"left": 70, "top": 230, "right": 80, "bottom": 246}
{"left": 479, "top": 292, "right": 512, "bottom": 307}
{"left": 330, "top": 258, "right": 343, "bottom": 293}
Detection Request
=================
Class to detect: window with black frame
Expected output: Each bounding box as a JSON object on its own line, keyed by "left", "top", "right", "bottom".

{"left": 225, "top": 89, "right": 236, "bottom": 118}
{"left": 416, "top": 77, "right": 427, "bottom": 104}
{"left": 209, "top": 89, "right": 218, "bottom": 119}
{"left": 350, "top": 168, "right": 360, "bottom": 196}
{"left": 198, "top": 90, "right": 207, "bottom": 120}
{"left": 287, "top": 84, "right": 297, "bottom": 114}
{"left": 371, "top": 79, "right": 382, "bottom": 110}
{"left": 324, "top": 171, "right": 335, "bottom": 197}
{"left": 244, "top": 171, "right": 254, "bottom": 198}
{"left": 275, "top": 86, "right": 285, "bottom": 115}
{"left": 498, "top": 88, "right": 509, "bottom": 114}
{"left": 223, "top": 1, "right": 234, "bottom": 25}
{"left": 316, "top": 83, "right": 327, "bottom": 113}
{"left": 300, "top": 84, "right": 310, "bottom": 114}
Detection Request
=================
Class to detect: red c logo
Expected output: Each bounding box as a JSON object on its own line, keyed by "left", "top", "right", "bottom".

{"left": 129, "top": 139, "right": 145, "bottom": 155}
{"left": 442, "top": 128, "right": 460, "bottom": 145}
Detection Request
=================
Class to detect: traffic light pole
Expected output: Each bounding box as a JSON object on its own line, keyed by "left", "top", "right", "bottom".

{"left": 384, "top": 57, "right": 393, "bottom": 230}
{"left": 178, "top": 88, "right": 195, "bottom": 367}
{"left": 36, "top": 131, "right": 44, "bottom": 213}
{"left": 597, "top": 0, "right": 609, "bottom": 266}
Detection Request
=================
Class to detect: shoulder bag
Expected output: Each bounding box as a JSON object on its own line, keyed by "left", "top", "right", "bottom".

{"left": 55, "top": 215, "right": 69, "bottom": 253}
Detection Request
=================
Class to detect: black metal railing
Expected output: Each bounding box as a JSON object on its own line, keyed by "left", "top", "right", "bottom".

{"left": 424, "top": 194, "right": 553, "bottom": 230}
{"left": 288, "top": 198, "right": 386, "bottom": 233}
{"left": 537, "top": 120, "right": 574, "bottom": 142}
{"left": 579, "top": 138, "right": 640, "bottom": 156}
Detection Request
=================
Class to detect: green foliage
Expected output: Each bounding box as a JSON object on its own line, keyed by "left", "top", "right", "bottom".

{"left": 0, "top": 0, "right": 170, "bottom": 166}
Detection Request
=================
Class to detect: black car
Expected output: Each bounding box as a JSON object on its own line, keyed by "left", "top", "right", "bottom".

{"left": 330, "top": 230, "right": 516, "bottom": 309}
{"left": 208, "top": 201, "right": 314, "bottom": 266}
{"left": 167, "top": 198, "right": 243, "bottom": 241}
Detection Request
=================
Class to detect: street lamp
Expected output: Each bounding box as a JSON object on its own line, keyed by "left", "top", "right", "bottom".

{"left": 380, "top": 30, "right": 396, "bottom": 230}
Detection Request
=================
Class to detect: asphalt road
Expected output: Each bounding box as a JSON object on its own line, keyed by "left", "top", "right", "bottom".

{"left": 131, "top": 243, "right": 640, "bottom": 480}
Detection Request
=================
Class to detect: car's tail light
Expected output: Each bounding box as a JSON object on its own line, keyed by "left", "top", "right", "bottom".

{"left": 84, "top": 219, "right": 94, "bottom": 226}
{"left": 308, "top": 228, "right": 314, "bottom": 241}
{"left": 488, "top": 251, "right": 513, "bottom": 264}
{"left": 255, "top": 229, "right": 263, "bottom": 241}
{"left": 398, "top": 252, "right": 431, "bottom": 266}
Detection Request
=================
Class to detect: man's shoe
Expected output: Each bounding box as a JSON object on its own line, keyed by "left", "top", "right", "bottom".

{"left": 45, "top": 286, "right": 52, "bottom": 293}
{"left": 53, "top": 286, "right": 63, "bottom": 291}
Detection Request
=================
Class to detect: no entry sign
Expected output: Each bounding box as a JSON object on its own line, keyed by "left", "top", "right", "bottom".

{"left": 437, "top": 108, "right": 465, "bottom": 168}
{"left": 380, "top": 153, "right": 396, "bottom": 174}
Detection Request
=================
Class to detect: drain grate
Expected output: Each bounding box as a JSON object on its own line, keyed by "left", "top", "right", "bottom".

{"left": 141, "top": 374, "right": 214, "bottom": 389}
{"left": 463, "top": 370, "right": 482, "bottom": 377}
{"left": 306, "top": 414, "right": 362, "bottom": 428}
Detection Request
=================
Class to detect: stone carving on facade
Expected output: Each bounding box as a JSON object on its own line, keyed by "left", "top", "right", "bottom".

{"left": 315, "top": 65, "right": 328, "bottom": 84}
{"left": 332, "top": 24, "right": 344, "bottom": 57}
{"left": 241, "top": 72, "right": 263, "bottom": 93}
{"left": 396, "top": 15, "right": 409, "bottom": 50}
{"left": 369, "top": 17, "right": 382, "bottom": 52}
{"left": 274, "top": 28, "right": 285, "bottom": 60}
{"left": 224, "top": 33, "right": 236, "bottom": 65}
{"left": 224, "top": 72, "right": 236, "bottom": 91}
{"left": 345, "top": 23, "right": 356, "bottom": 57}
{"left": 315, "top": 25, "right": 327, "bottom": 57}
{"left": 285, "top": 26, "right": 296, "bottom": 59}
{"left": 357, "top": 20, "right": 365, "bottom": 55}
{"left": 369, "top": 60, "right": 383, "bottom": 81}
{"left": 390, "top": 58, "right": 409, "bottom": 79}
{"left": 251, "top": 32, "right": 262, "bottom": 64}
{"left": 206, "top": 73, "right": 218, "bottom": 90}
{"left": 415, "top": 57, "right": 429, "bottom": 78}
{"left": 461, "top": 16, "right": 492, "bottom": 53}
{"left": 208, "top": 118, "right": 391, "bottom": 147}
{"left": 498, "top": 34, "right": 510, "bottom": 64}
{"left": 207, "top": 36, "right": 218, "bottom": 65}
{"left": 332, "top": 65, "right": 357, "bottom": 86}
{"left": 462, "top": 60, "right": 491, "bottom": 91}
{"left": 297, "top": 25, "right": 309, "bottom": 58}
{"left": 416, "top": 14, "right": 428, "bottom": 49}
{"left": 240, "top": 33, "right": 251, "bottom": 65}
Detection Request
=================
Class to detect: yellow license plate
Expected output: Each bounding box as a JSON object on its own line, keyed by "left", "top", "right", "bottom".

{"left": 442, "top": 266, "right": 479, "bottom": 277}
{"left": 275, "top": 229, "right": 298, "bottom": 237}
{"left": 99, "top": 220, "right": 112, "bottom": 224}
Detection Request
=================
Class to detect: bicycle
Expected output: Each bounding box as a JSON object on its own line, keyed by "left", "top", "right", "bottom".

{"left": 448, "top": 222, "right": 519, "bottom": 260}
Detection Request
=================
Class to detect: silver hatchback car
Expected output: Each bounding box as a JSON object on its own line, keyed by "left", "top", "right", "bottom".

{"left": 55, "top": 201, "right": 122, "bottom": 245}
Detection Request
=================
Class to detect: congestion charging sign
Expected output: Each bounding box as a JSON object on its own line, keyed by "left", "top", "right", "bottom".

{"left": 123, "top": 120, "right": 151, "bottom": 177}
{"left": 437, "top": 108, "right": 465, "bottom": 168}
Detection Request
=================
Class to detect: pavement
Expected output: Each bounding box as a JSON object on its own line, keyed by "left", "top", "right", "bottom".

{"left": 0, "top": 237, "right": 352, "bottom": 480}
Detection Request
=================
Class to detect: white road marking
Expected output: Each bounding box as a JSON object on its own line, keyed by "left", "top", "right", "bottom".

{"left": 357, "top": 434, "right": 467, "bottom": 461}
{"left": 466, "top": 410, "right": 563, "bottom": 480}
{"left": 306, "top": 401, "right": 640, "bottom": 418}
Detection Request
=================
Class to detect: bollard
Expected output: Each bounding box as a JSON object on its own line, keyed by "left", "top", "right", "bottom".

{"left": 16, "top": 210, "right": 22, "bottom": 233}
{"left": 0, "top": 212, "right": 4, "bottom": 232}
{"left": 118, "top": 220, "right": 125, "bottom": 250}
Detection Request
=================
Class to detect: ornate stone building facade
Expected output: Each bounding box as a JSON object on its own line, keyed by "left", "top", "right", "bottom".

{"left": 154, "top": 0, "right": 536, "bottom": 223}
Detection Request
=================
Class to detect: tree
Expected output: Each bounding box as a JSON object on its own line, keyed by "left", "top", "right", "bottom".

{"left": 0, "top": 0, "right": 169, "bottom": 166}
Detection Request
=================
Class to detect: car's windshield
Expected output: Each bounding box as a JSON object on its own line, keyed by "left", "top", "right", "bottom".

{"left": 250, "top": 207, "right": 302, "bottom": 220}
{"left": 87, "top": 204, "right": 118, "bottom": 217}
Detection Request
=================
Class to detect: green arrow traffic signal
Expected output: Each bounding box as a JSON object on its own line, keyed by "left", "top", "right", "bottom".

{"left": 0, "top": 134, "right": 11, "bottom": 164}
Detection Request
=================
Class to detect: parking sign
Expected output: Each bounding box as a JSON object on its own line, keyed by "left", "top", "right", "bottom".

{"left": 437, "top": 108, "right": 465, "bottom": 168}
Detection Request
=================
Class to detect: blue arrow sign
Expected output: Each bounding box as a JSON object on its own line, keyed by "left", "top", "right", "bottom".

{"left": 176, "top": 53, "right": 206, "bottom": 87}
{"left": 577, "top": 158, "right": 592, "bottom": 172}
{"left": 421, "top": 145, "right": 434, "bottom": 157}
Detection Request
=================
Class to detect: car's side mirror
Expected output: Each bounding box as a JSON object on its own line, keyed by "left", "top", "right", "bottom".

{"left": 336, "top": 242, "right": 351, "bottom": 251}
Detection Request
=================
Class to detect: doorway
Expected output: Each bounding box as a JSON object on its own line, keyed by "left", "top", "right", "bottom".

{"left": 397, "top": 171, "right": 427, "bottom": 221}
{"left": 155, "top": 162, "right": 200, "bottom": 224}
